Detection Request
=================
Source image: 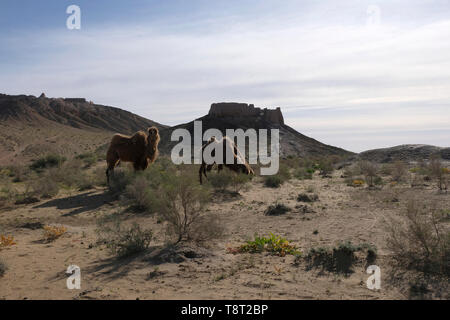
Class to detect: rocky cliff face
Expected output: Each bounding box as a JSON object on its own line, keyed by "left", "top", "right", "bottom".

{"left": 208, "top": 102, "right": 284, "bottom": 125}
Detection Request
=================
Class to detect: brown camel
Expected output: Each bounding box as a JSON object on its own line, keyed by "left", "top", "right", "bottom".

{"left": 199, "top": 136, "right": 254, "bottom": 184}
{"left": 106, "top": 126, "right": 160, "bottom": 185}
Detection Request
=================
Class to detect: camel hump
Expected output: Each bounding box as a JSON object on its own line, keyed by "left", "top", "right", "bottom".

{"left": 110, "top": 131, "right": 147, "bottom": 147}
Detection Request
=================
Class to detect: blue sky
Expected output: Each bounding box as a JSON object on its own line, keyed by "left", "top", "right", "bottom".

{"left": 1, "top": 0, "right": 449, "bottom": 152}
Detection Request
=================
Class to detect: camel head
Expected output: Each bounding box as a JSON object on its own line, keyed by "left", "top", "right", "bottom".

{"left": 146, "top": 126, "right": 160, "bottom": 161}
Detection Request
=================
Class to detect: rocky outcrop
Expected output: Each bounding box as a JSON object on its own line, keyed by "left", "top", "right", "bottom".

{"left": 208, "top": 102, "right": 284, "bottom": 125}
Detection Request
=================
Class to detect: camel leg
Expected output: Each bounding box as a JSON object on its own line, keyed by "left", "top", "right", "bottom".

{"left": 199, "top": 163, "right": 206, "bottom": 184}
{"left": 106, "top": 150, "right": 120, "bottom": 187}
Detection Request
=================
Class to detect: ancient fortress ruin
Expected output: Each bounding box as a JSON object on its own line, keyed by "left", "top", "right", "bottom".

{"left": 208, "top": 102, "right": 284, "bottom": 125}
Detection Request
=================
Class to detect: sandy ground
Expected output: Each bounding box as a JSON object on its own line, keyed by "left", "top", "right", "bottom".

{"left": 0, "top": 170, "right": 448, "bottom": 300}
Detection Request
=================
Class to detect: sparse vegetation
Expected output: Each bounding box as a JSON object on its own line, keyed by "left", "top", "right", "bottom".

{"left": 265, "top": 202, "right": 290, "bottom": 216}
{"left": 305, "top": 241, "right": 377, "bottom": 274}
{"left": 30, "top": 154, "right": 66, "bottom": 172}
{"left": 228, "top": 233, "right": 301, "bottom": 257}
{"left": 385, "top": 200, "right": 449, "bottom": 277}
{"left": 0, "top": 235, "right": 16, "bottom": 249}
{"left": 297, "top": 193, "right": 319, "bottom": 203}
{"left": 97, "top": 219, "right": 153, "bottom": 258}
{"left": 42, "top": 225, "right": 67, "bottom": 242}
{"left": 263, "top": 175, "right": 283, "bottom": 188}
{"left": 157, "top": 171, "right": 222, "bottom": 244}
{"left": 359, "top": 161, "right": 378, "bottom": 187}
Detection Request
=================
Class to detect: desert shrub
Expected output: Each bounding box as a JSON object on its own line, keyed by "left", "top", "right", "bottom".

{"left": 391, "top": 161, "right": 408, "bottom": 182}
{"left": 0, "top": 235, "right": 16, "bottom": 250}
{"left": 228, "top": 233, "right": 301, "bottom": 257}
{"left": 429, "top": 157, "right": 449, "bottom": 191}
{"left": 97, "top": 219, "right": 152, "bottom": 258}
{"left": 264, "top": 175, "right": 282, "bottom": 188}
{"left": 208, "top": 170, "right": 233, "bottom": 192}
{"left": 0, "top": 182, "right": 17, "bottom": 207}
{"left": 75, "top": 152, "right": 97, "bottom": 168}
{"left": 8, "top": 165, "right": 30, "bottom": 182}
{"left": 157, "top": 171, "right": 219, "bottom": 244}
{"left": 265, "top": 202, "right": 291, "bottom": 216}
{"left": 48, "top": 160, "right": 89, "bottom": 189}
{"left": 91, "top": 167, "right": 108, "bottom": 187}
{"left": 42, "top": 225, "right": 67, "bottom": 241}
{"left": 385, "top": 200, "right": 449, "bottom": 276}
{"left": 348, "top": 179, "right": 365, "bottom": 187}
{"left": 318, "top": 158, "right": 334, "bottom": 177}
{"left": 305, "top": 241, "right": 377, "bottom": 274}
{"left": 293, "top": 167, "right": 313, "bottom": 180}
{"left": 27, "top": 175, "right": 59, "bottom": 199}
{"left": 108, "top": 168, "right": 134, "bottom": 194}
{"left": 277, "top": 163, "right": 292, "bottom": 181}
{"left": 230, "top": 173, "right": 252, "bottom": 193}
{"left": 0, "top": 258, "right": 7, "bottom": 277}
{"left": 359, "top": 161, "right": 379, "bottom": 187}
{"left": 297, "top": 193, "right": 319, "bottom": 202}
{"left": 123, "top": 175, "right": 156, "bottom": 212}
{"left": 30, "top": 154, "right": 66, "bottom": 172}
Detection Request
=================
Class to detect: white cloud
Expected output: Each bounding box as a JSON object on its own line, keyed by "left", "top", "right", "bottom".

{"left": 1, "top": 8, "right": 449, "bottom": 152}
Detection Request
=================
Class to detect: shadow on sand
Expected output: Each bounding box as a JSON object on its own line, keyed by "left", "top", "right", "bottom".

{"left": 34, "top": 190, "right": 114, "bottom": 216}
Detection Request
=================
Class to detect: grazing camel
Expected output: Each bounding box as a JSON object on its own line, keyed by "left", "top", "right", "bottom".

{"left": 106, "top": 126, "right": 160, "bottom": 185}
{"left": 199, "top": 136, "right": 254, "bottom": 184}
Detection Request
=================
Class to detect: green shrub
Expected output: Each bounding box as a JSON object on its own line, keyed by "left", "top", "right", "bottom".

{"left": 265, "top": 203, "right": 291, "bottom": 216}
{"left": 108, "top": 169, "right": 134, "bottom": 194}
{"left": 123, "top": 175, "right": 156, "bottom": 212}
{"left": 156, "top": 171, "right": 220, "bottom": 244}
{"left": 264, "top": 175, "right": 282, "bottom": 188}
{"left": 229, "top": 233, "right": 301, "bottom": 257}
{"left": 293, "top": 167, "right": 313, "bottom": 180}
{"left": 97, "top": 218, "right": 152, "bottom": 258}
{"left": 208, "top": 170, "right": 233, "bottom": 192}
{"left": 75, "top": 152, "right": 98, "bottom": 168}
{"left": 30, "top": 154, "right": 66, "bottom": 172}
{"left": 231, "top": 173, "right": 252, "bottom": 193}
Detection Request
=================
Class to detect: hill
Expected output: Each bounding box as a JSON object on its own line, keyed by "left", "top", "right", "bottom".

{"left": 159, "top": 102, "right": 352, "bottom": 159}
{"left": 0, "top": 93, "right": 166, "bottom": 165}
{"left": 359, "top": 144, "right": 450, "bottom": 163}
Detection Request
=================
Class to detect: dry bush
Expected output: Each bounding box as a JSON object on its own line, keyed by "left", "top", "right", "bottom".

{"left": 157, "top": 171, "right": 221, "bottom": 244}
{"left": 26, "top": 175, "right": 59, "bottom": 199}
{"left": 265, "top": 202, "right": 291, "bottom": 216}
{"left": 429, "top": 157, "right": 448, "bottom": 191}
{"left": 391, "top": 160, "right": 408, "bottom": 182}
{"left": 0, "top": 180, "right": 17, "bottom": 207}
{"left": 123, "top": 175, "right": 156, "bottom": 212}
{"left": 358, "top": 161, "right": 379, "bottom": 187}
{"left": 42, "top": 225, "right": 67, "bottom": 241}
{"left": 8, "top": 165, "right": 30, "bottom": 182}
{"left": 208, "top": 170, "right": 233, "bottom": 192}
{"left": 0, "top": 235, "right": 16, "bottom": 249}
{"left": 230, "top": 173, "right": 251, "bottom": 194}
{"left": 97, "top": 218, "right": 152, "bottom": 258}
{"left": 385, "top": 200, "right": 449, "bottom": 277}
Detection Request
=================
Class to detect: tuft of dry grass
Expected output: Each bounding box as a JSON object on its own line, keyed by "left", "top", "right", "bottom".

{"left": 42, "top": 225, "right": 67, "bottom": 242}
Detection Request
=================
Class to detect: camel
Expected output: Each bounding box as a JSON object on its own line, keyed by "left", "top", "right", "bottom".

{"left": 106, "top": 126, "right": 160, "bottom": 185}
{"left": 199, "top": 136, "right": 254, "bottom": 184}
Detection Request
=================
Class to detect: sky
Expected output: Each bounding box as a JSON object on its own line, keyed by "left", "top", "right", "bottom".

{"left": 0, "top": 0, "right": 449, "bottom": 152}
